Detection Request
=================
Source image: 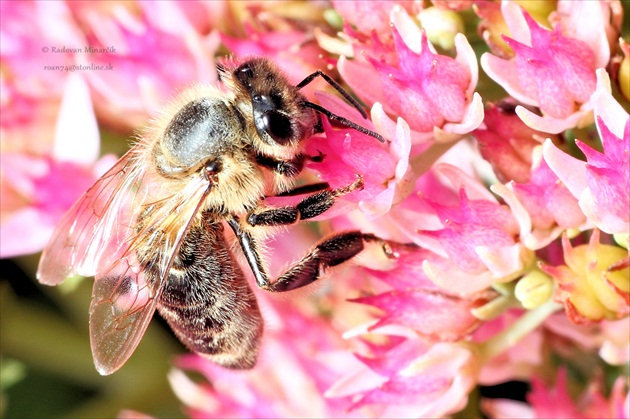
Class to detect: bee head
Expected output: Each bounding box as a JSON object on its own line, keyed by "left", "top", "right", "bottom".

{"left": 227, "top": 58, "right": 319, "bottom": 148}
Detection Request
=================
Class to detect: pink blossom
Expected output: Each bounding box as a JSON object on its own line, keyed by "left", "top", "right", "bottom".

{"left": 338, "top": 7, "right": 483, "bottom": 140}
{"left": 482, "top": 370, "right": 629, "bottom": 419}
{"left": 542, "top": 72, "right": 629, "bottom": 235}
{"left": 0, "top": 0, "right": 84, "bottom": 98}
{"left": 416, "top": 166, "right": 532, "bottom": 294}
{"left": 473, "top": 100, "right": 551, "bottom": 183}
{"left": 354, "top": 243, "right": 491, "bottom": 341}
{"left": 481, "top": 2, "right": 605, "bottom": 134}
{"left": 327, "top": 339, "right": 480, "bottom": 417}
{"left": 0, "top": 75, "right": 115, "bottom": 258}
{"left": 492, "top": 151, "right": 588, "bottom": 250}
{"left": 330, "top": 1, "right": 418, "bottom": 42}
{"left": 68, "top": 1, "right": 219, "bottom": 130}
{"left": 304, "top": 95, "right": 414, "bottom": 219}
{"left": 529, "top": 369, "right": 629, "bottom": 419}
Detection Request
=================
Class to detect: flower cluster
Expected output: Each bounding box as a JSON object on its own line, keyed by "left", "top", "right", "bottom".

{"left": 2, "top": 1, "right": 628, "bottom": 418}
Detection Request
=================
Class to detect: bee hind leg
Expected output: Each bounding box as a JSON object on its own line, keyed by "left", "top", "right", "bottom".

{"left": 264, "top": 231, "right": 394, "bottom": 292}
{"left": 229, "top": 215, "right": 394, "bottom": 292}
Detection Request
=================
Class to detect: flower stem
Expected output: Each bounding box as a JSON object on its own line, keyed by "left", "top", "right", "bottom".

{"left": 478, "top": 299, "right": 562, "bottom": 362}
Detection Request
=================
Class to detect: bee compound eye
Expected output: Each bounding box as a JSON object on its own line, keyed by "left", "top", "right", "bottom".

{"left": 260, "top": 112, "right": 294, "bottom": 145}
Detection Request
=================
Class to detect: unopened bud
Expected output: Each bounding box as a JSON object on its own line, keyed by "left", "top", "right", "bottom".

{"left": 515, "top": 269, "right": 553, "bottom": 310}
{"left": 417, "top": 7, "right": 464, "bottom": 50}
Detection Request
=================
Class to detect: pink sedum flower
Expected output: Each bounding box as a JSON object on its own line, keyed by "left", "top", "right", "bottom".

{"left": 354, "top": 243, "right": 491, "bottom": 342}
{"left": 338, "top": 7, "right": 483, "bottom": 140}
{"left": 529, "top": 369, "right": 629, "bottom": 419}
{"left": 483, "top": 369, "right": 629, "bottom": 419}
{"left": 304, "top": 94, "right": 414, "bottom": 219}
{"left": 473, "top": 100, "right": 552, "bottom": 183}
{"left": 69, "top": 1, "right": 219, "bottom": 130}
{"left": 330, "top": 0, "right": 418, "bottom": 42}
{"left": 543, "top": 72, "right": 629, "bottom": 235}
{"left": 481, "top": 2, "right": 606, "bottom": 134}
{"left": 0, "top": 75, "right": 116, "bottom": 258}
{"left": 416, "top": 166, "right": 533, "bottom": 294}
{"left": 492, "top": 150, "right": 588, "bottom": 250}
{"left": 0, "top": 0, "right": 84, "bottom": 98}
{"left": 327, "top": 339, "right": 480, "bottom": 418}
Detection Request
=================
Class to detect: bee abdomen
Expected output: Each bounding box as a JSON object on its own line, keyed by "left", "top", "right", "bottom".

{"left": 157, "top": 299, "right": 262, "bottom": 369}
{"left": 155, "top": 219, "right": 264, "bottom": 369}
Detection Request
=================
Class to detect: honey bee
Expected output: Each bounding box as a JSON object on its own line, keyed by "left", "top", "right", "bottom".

{"left": 37, "top": 57, "right": 390, "bottom": 375}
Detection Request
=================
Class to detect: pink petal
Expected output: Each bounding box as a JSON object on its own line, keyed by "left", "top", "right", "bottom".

{"left": 0, "top": 207, "right": 54, "bottom": 258}
{"left": 481, "top": 54, "right": 537, "bottom": 106}
{"left": 542, "top": 139, "right": 588, "bottom": 198}
{"left": 53, "top": 74, "right": 99, "bottom": 164}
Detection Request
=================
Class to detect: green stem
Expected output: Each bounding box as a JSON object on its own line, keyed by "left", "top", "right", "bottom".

{"left": 478, "top": 299, "right": 562, "bottom": 362}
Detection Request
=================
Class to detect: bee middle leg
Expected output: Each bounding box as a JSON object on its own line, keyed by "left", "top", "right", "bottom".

{"left": 227, "top": 176, "right": 396, "bottom": 292}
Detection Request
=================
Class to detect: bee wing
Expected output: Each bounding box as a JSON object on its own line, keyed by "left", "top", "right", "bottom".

{"left": 89, "top": 253, "right": 157, "bottom": 375}
{"left": 37, "top": 150, "right": 146, "bottom": 285}
{"left": 37, "top": 146, "right": 212, "bottom": 375}
{"left": 88, "top": 171, "right": 212, "bottom": 375}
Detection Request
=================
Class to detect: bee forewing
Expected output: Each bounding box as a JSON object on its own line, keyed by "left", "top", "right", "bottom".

{"left": 89, "top": 253, "right": 157, "bottom": 375}
{"left": 37, "top": 151, "right": 145, "bottom": 285}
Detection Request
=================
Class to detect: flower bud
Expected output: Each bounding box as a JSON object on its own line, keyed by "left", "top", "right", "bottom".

{"left": 417, "top": 6, "right": 464, "bottom": 50}
{"left": 515, "top": 269, "right": 554, "bottom": 309}
{"left": 617, "top": 38, "right": 630, "bottom": 102}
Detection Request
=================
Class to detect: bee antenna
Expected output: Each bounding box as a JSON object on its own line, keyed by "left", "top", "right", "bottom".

{"left": 297, "top": 70, "right": 368, "bottom": 119}
{"left": 302, "top": 101, "right": 386, "bottom": 143}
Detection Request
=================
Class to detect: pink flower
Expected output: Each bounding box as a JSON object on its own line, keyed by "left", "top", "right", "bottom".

{"left": 330, "top": 0, "right": 418, "bottom": 42}
{"left": 416, "top": 166, "right": 532, "bottom": 294}
{"left": 543, "top": 71, "right": 629, "bottom": 235}
{"left": 492, "top": 152, "right": 588, "bottom": 250}
{"left": 0, "top": 75, "right": 115, "bottom": 258}
{"left": 354, "top": 243, "right": 491, "bottom": 341}
{"left": 68, "top": 1, "right": 219, "bottom": 130}
{"left": 304, "top": 95, "right": 414, "bottom": 219}
{"left": 481, "top": 2, "right": 607, "bottom": 134}
{"left": 483, "top": 370, "right": 629, "bottom": 418}
{"left": 529, "top": 369, "right": 629, "bottom": 419}
{"left": 327, "top": 339, "right": 480, "bottom": 417}
{"left": 0, "top": 0, "right": 84, "bottom": 98}
{"left": 338, "top": 7, "right": 483, "bottom": 140}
